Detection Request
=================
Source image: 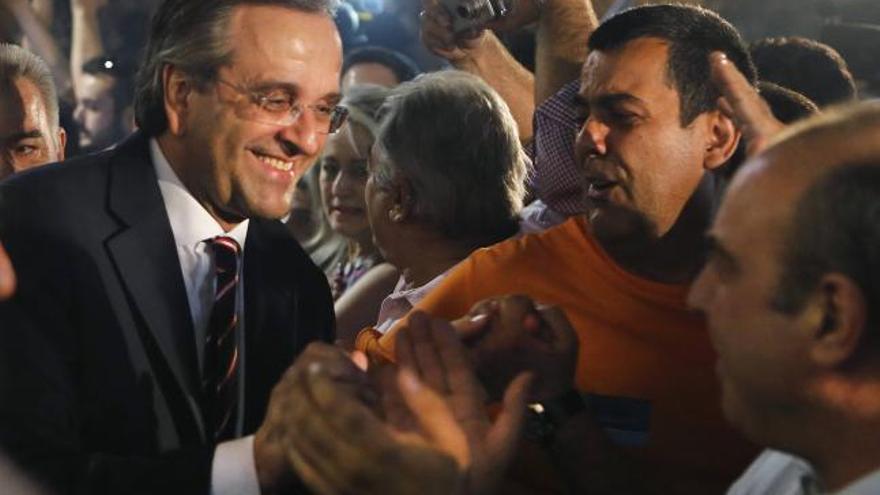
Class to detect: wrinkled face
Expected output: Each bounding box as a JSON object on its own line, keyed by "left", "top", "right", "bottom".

{"left": 74, "top": 73, "right": 120, "bottom": 151}
{"left": 174, "top": 5, "right": 342, "bottom": 225}
{"left": 688, "top": 157, "right": 812, "bottom": 442}
{"left": 341, "top": 62, "right": 400, "bottom": 92}
{"left": 574, "top": 38, "right": 711, "bottom": 240}
{"left": 320, "top": 121, "right": 373, "bottom": 242}
{"left": 0, "top": 77, "right": 64, "bottom": 179}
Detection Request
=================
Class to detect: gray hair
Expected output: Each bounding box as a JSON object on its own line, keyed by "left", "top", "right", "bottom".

{"left": 0, "top": 43, "right": 60, "bottom": 130}
{"left": 372, "top": 70, "right": 527, "bottom": 246}
{"left": 134, "top": 0, "right": 337, "bottom": 136}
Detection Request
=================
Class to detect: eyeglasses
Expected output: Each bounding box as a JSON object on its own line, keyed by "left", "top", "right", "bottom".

{"left": 215, "top": 78, "right": 349, "bottom": 134}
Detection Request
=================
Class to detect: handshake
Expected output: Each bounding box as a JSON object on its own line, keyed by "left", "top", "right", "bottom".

{"left": 254, "top": 295, "right": 579, "bottom": 495}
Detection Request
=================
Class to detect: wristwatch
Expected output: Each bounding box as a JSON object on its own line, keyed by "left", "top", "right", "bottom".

{"left": 524, "top": 389, "right": 587, "bottom": 446}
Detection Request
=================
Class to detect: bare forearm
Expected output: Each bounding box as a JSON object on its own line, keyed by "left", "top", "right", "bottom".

{"left": 71, "top": 3, "right": 105, "bottom": 93}
{"left": 455, "top": 32, "right": 535, "bottom": 143}
{"left": 9, "top": 1, "right": 71, "bottom": 97}
{"left": 535, "top": 0, "right": 597, "bottom": 104}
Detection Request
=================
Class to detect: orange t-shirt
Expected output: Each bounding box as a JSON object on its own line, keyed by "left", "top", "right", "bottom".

{"left": 357, "top": 216, "right": 755, "bottom": 492}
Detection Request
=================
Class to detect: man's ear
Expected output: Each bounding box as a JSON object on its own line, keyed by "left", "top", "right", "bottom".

{"left": 703, "top": 110, "right": 741, "bottom": 171}
{"left": 162, "top": 64, "right": 195, "bottom": 136}
{"left": 807, "top": 273, "right": 868, "bottom": 368}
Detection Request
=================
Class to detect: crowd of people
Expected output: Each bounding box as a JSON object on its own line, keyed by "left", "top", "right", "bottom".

{"left": 1, "top": 0, "right": 880, "bottom": 494}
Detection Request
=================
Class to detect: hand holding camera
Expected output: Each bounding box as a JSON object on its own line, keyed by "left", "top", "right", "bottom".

{"left": 420, "top": 0, "right": 544, "bottom": 62}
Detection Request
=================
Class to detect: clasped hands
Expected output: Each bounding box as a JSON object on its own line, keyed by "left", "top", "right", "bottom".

{"left": 254, "top": 295, "right": 579, "bottom": 495}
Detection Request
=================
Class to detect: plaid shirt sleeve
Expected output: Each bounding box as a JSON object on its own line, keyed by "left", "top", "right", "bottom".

{"left": 532, "top": 80, "right": 587, "bottom": 216}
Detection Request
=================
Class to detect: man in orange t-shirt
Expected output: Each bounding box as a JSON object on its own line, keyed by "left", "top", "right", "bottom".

{"left": 358, "top": 5, "right": 760, "bottom": 493}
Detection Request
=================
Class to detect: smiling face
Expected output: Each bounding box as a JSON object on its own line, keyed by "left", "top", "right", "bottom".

{"left": 168, "top": 5, "right": 342, "bottom": 228}
{"left": 0, "top": 77, "right": 65, "bottom": 179}
{"left": 320, "top": 121, "right": 373, "bottom": 242}
{"left": 574, "top": 37, "right": 712, "bottom": 240}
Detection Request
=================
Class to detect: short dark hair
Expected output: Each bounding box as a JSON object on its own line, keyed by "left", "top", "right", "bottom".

{"left": 342, "top": 46, "right": 420, "bottom": 85}
{"left": 772, "top": 163, "right": 880, "bottom": 332}
{"left": 758, "top": 82, "right": 819, "bottom": 125}
{"left": 588, "top": 4, "right": 757, "bottom": 125}
{"left": 751, "top": 37, "right": 857, "bottom": 108}
{"left": 134, "top": 0, "right": 336, "bottom": 136}
{"left": 83, "top": 55, "right": 136, "bottom": 112}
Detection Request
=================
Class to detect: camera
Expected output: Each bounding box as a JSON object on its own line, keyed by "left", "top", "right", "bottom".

{"left": 439, "top": 0, "right": 508, "bottom": 33}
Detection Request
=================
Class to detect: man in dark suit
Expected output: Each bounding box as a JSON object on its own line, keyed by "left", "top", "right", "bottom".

{"left": 0, "top": 0, "right": 345, "bottom": 493}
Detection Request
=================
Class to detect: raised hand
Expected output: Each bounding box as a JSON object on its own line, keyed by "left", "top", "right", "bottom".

{"left": 711, "top": 51, "right": 786, "bottom": 157}
{"left": 395, "top": 311, "right": 533, "bottom": 495}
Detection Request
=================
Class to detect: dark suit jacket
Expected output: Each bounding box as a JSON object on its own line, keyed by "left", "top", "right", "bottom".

{"left": 0, "top": 133, "right": 335, "bottom": 494}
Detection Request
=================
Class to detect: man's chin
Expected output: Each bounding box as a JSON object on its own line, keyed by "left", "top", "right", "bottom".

{"left": 589, "top": 203, "right": 657, "bottom": 248}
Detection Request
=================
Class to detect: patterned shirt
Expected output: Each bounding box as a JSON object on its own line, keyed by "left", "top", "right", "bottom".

{"left": 529, "top": 80, "right": 587, "bottom": 217}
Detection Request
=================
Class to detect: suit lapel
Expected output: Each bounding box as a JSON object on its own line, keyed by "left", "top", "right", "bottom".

{"left": 242, "top": 220, "right": 299, "bottom": 429}
{"left": 104, "top": 134, "right": 205, "bottom": 439}
{"left": 243, "top": 219, "right": 298, "bottom": 356}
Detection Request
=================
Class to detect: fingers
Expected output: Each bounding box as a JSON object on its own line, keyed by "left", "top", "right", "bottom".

{"left": 303, "top": 364, "right": 463, "bottom": 495}
{"left": 451, "top": 312, "right": 492, "bottom": 341}
{"left": 428, "top": 318, "right": 490, "bottom": 435}
{"left": 399, "top": 311, "right": 450, "bottom": 394}
{"left": 350, "top": 350, "right": 369, "bottom": 372}
{"left": 373, "top": 362, "right": 418, "bottom": 432}
{"left": 535, "top": 305, "right": 578, "bottom": 356}
{"left": 397, "top": 368, "right": 471, "bottom": 468}
{"left": 455, "top": 298, "right": 499, "bottom": 342}
{"left": 496, "top": 295, "right": 552, "bottom": 344}
{"left": 0, "top": 242, "right": 16, "bottom": 301}
{"left": 420, "top": 5, "right": 459, "bottom": 57}
{"left": 484, "top": 372, "right": 533, "bottom": 476}
{"left": 286, "top": 359, "right": 415, "bottom": 494}
{"left": 710, "top": 51, "right": 785, "bottom": 156}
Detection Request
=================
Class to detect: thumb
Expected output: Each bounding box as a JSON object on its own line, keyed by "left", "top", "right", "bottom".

{"left": 535, "top": 305, "right": 578, "bottom": 354}
{"left": 485, "top": 372, "right": 533, "bottom": 465}
{"left": 451, "top": 312, "right": 493, "bottom": 341}
{"left": 398, "top": 367, "right": 471, "bottom": 468}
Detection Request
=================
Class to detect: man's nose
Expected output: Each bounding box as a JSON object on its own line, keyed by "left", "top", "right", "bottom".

{"left": 576, "top": 116, "right": 610, "bottom": 159}
{"left": 277, "top": 108, "right": 322, "bottom": 158}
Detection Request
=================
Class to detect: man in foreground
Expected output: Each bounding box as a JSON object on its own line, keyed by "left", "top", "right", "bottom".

{"left": 691, "top": 60, "right": 880, "bottom": 493}
{"left": 358, "top": 5, "right": 759, "bottom": 492}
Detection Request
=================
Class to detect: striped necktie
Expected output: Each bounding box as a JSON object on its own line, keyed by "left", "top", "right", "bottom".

{"left": 204, "top": 235, "right": 241, "bottom": 441}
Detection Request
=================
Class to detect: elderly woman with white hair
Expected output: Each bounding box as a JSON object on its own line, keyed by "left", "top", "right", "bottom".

{"left": 337, "top": 70, "right": 528, "bottom": 347}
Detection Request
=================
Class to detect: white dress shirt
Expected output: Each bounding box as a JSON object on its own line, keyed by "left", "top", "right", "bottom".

{"left": 728, "top": 449, "right": 880, "bottom": 495}
{"left": 150, "top": 140, "right": 260, "bottom": 495}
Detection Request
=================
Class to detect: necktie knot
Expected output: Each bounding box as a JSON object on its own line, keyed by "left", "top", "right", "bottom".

{"left": 209, "top": 236, "right": 241, "bottom": 276}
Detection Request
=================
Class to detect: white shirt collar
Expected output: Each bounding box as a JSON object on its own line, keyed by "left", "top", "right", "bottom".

{"left": 150, "top": 138, "right": 249, "bottom": 249}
